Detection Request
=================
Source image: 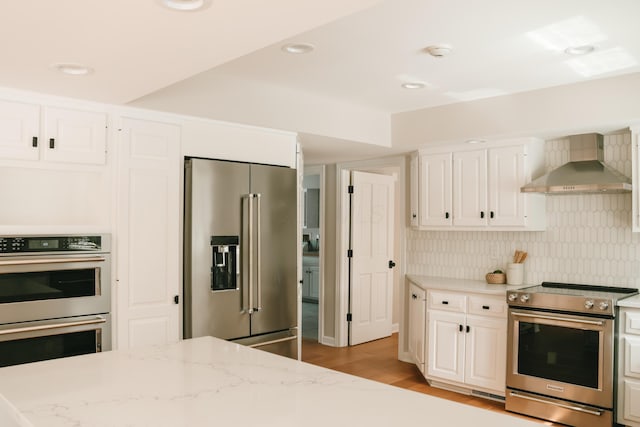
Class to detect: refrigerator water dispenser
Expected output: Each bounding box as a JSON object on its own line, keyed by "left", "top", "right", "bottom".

{"left": 210, "top": 236, "right": 239, "bottom": 291}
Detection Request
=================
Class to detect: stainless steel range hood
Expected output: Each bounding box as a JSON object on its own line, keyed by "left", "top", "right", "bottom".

{"left": 520, "top": 133, "right": 632, "bottom": 194}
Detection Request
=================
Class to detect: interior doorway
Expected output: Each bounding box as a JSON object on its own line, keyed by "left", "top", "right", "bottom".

{"left": 301, "top": 166, "right": 324, "bottom": 342}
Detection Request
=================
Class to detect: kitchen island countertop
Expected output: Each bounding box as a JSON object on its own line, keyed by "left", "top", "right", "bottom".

{"left": 407, "top": 274, "right": 525, "bottom": 295}
{"left": 0, "top": 336, "right": 544, "bottom": 427}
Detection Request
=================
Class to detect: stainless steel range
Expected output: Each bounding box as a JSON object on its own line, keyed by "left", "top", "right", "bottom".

{"left": 505, "top": 282, "right": 638, "bottom": 427}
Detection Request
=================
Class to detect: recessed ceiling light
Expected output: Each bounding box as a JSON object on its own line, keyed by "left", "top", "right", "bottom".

{"left": 466, "top": 139, "right": 486, "bottom": 144}
{"left": 157, "top": 0, "right": 212, "bottom": 11}
{"left": 401, "top": 82, "right": 426, "bottom": 90}
{"left": 52, "top": 63, "right": 93, "bottom": 76}
{"left": 281, "top": 43, "right": 315, "bottom": 54}
{"left": 564, "top": 45, "right": 596, "bottom": 55}
{"left": 425, "top": 44, "right": 452, "bottom": 58}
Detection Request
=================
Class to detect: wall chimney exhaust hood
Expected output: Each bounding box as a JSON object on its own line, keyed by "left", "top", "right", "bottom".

{"left": 520, "top": 133, "right": 632, "bottom": 194}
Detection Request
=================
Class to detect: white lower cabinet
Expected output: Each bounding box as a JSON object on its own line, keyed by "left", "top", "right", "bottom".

{"left": 408, "top": 283, "right": 426, "bottom": 374}
{"left": 618, "top": 308, "right": 640, "bottom": 426}
{"left": 302, "top": 266, "right": 319, "bottom": 300}
{"left": 116, "top": 117, "right": 181, "bottom": 350}
{"left": 424, "top": 289, "right": 507, "bottom": 396}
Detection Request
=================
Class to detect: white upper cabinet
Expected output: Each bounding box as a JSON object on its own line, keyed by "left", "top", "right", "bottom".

{"left": 409, "top": 153, "right": 419, "bottom": 227}
{"left": 0, "top": 99, "right": 107, "bottom": 165}
{"left": 419, "top": 152, "right": 452, "bottom": 227}
{"left": 0, "top": 99, "right": 40, "bottom": 161}
{"left": 42, "top": 107, "right": 107, "bottom": 165}
{"left": 453, "top": 149, "right": 487, "bottom": 227}
{"left": 410, "top": 138, "right": 545, "bottom": 231}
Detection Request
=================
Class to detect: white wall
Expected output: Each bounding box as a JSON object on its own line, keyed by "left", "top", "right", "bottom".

{"left": 406, "top": 132, "right": 640, "bottom": 288}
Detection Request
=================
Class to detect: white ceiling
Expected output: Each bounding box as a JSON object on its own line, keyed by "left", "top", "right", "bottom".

{"left": 2, "top": 0, "right": 640, "bottom": 163}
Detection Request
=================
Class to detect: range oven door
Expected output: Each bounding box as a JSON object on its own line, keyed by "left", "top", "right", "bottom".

{"left": 0, "top": 314, "right": 111, "bottom": 367}
{"left": 0, "top": 253, "right": 110, "bottom": 324}
{"left": 507, "top": 309, "right": 614, "bottom": 408}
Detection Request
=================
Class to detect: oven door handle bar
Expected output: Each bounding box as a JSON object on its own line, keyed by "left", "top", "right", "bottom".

{"left": 512, "top": 311, "right": 605, "bottom": 326}
{"left": 0, "top": 316, "right": 106, "bottom": 336}
{"left": 0, "top": 256, "right": 106, "bottom": 266}
{"left": 509, "top": 391, "right": 603, "bottom": 417}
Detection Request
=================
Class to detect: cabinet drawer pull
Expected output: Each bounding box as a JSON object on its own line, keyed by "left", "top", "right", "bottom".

{"left": 412, "top": 293, "right": 417, "bottom": 300}
{"left": 412, "top": 213, "right": 417, "bottom": 219}
{"left": 49, "top": 138, "right": 55, "bottom": 149}
{"left": 441, "top": 301, "right": 449, "bottom": 305}
{"left": 482, "top": 305, "right": 490, "bottom": 310}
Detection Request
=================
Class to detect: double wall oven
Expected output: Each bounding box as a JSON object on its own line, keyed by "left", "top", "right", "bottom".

{"left": 506, "top": 282, "right": 638, "bottom": 427}
{"left": 0, "top": 235, "right": 111, "bottom": 367}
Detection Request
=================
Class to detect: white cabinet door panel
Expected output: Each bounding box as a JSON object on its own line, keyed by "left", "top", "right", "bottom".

{"left": 117, "top": 118, "right": 180, "bottom": 350}
{"left": 465, "top": 315, "right": 507, "bottom": 392}
{"left": 0, "top": 99, "right": 40, "bottom": 161}
{"left": 43, "top": 107, "right": 107, "bottom": 164}
{"left": 488, "top": 145, "right": 526, "bottom": 227}
{"left": 453, "top": 150, "right": 487, "bottom": 227}
{"left": 427, "top": 310, "right": 464, "bottom": 383}
{"left": 419, "top": 153, "right": 452, "bottom": 227}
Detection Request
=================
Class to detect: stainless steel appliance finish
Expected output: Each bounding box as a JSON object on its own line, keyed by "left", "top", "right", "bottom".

{"left": 506, "top": 282, "right": 638, "bottom": 427}
{"left": 520, "top": 133, "right": 632, "bottom": 194}
{"left": 0, "top": 234, "right": 112, "bottom": 367}
{"left": 184, "top": 158, "right": 298, "bottom": 359}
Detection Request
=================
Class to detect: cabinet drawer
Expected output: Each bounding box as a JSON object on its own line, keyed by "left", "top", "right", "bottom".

{"left": 428, "top": 290, "right": 466, "bottom": 312}
{"left": 626, "top": 311, "right": 640, "bottom": 336}
{"left": 468, "top": 295, "right": 507, "bottom": 318}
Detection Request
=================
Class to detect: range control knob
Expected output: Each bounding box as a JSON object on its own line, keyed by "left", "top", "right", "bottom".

{"left": 584, "top": 300, "right": 594, "bottom": 309}
{"left": 598, "top": 301, "right": 609, "bottom": 311}
{"left": 508, "top": 293, "right": 518, "bottom": 302}
{"left": 520, "top": 294, "right": 530, "bottom": 303}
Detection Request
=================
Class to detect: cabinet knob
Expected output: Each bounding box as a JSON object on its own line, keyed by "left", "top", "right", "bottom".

{"left": 412, "top": 213, "right": 417, "bottom": 219}
{"left": 458, "top": 324, "right": 463, "bottom": 332}
{"left": 480, "top": 211, "right": 485, "bottom": 219}
{"left": 49, "top": 138, "right": 55, "bottom": 149}
{"left": 490, "top": 211, "right": 495, "bottom": 219}
{"left": 32, "top": 136, "right": 38, "bottom": 148}
{"left": 412, "top": 294, "right": 417, "bottom": 300}
{"left": 445, "top": 212, "right": 450, "bottom": 219}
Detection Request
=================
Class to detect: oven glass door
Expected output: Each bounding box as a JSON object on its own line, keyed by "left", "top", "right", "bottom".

{"left": 507, "top": 309, "right": 613, "bottom": 408}
{"left": 0, "top": 315, "right": 110, "bottom": 367}
{"left": 517, "top": 321, "right": 599, "bottom": 388}
{"left": 0, "top": 268, "right": 98, "bottom": 303}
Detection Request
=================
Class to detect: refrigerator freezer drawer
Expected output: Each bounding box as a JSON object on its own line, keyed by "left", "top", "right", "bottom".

{"left": 232, "top": 328, "right": 298, "bottom": 360}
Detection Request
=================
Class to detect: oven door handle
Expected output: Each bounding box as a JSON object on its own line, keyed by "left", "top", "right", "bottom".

{"left": 0, "top": 316, "right": 106, "bottom": 336}
{"left": 509, "top": 391, "right": 604, "bottom": 417}
{"left": 511, "top": 311, "right": 605, "bottom": 326}
{"left": 0, "top": 256, "right": 106, "bottom": 266}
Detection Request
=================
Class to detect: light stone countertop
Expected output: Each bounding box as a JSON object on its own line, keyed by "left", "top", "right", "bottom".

{"left": 0, "top": 336, "right": 544, "bottom": 427}
{"left": 407, "top": 274, "right": 527, "bottom": 295}
{"left": 618, "top": 293, "right": 640, "bottom": 308}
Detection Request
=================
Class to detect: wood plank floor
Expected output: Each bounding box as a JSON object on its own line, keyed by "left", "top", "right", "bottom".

{"left": 301, "top": 334, "right": 558, "bottom": 426}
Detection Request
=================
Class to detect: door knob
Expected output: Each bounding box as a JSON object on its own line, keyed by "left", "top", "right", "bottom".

{"left": 388, "top": 260, "right": 396, "bottom": 269}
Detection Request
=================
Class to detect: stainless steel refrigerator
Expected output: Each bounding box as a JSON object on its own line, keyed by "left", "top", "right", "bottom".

{"left": 183, "top": 158, "right": 298, "bottom": 359}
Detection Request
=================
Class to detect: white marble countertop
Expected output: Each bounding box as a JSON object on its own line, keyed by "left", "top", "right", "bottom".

{"left": 0, "top": 336, "right": 543, "bottom": 427}
{"left": 407, "top": 274, "right": 526, "bottom": 295}
{"left": 618, "top": 294, "right": 640, "bottom": 308}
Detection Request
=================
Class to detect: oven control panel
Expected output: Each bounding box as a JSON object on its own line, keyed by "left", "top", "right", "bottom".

{"left": 0, "top": 236, "right": 103, "bottom": 254}
{"left": 506, "top": 291, "right": 615, "bottom": 316}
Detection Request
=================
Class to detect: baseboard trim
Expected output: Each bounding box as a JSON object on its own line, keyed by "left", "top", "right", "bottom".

{"left": 392, "top": 323, "right": 399, "bottom": 333}
{"left": 320, "top": 336, "right": 336, "bottom": 347}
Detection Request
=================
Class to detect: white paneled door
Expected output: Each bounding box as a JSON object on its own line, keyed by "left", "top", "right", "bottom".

{"left": 349, "top": 171, "right": 395, "bottom": 346}
{"left": 117, "top": 117, "right": 181, "bottom": 350}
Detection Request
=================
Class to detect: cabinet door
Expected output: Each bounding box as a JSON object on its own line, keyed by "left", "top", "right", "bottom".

{"left": 0, "top": 99, "right": 40, "bottom": 161}
{"left": 43, "top": 106, "right": 107, "bottom": 164}
{"left": 427, "top": 310, "right": 464, "bottom": 383}
{"left": 117, "top": 118, "right": 181, "bottom": 349}
{"left": 464, "top": 314, "right": 507, "bottom": 394}
{"left": 419, "top": 153, "right": 452, "bottom": 227}
{"left": 623, "top": 379, "right": 640, "bottom": 425}
{"left": 409, "top": 153, "right": 419, "bottom": 227}
{"left": 488, "top": 145, "right": 526, "bottom": 227}
{"left": 453, "top": 149, "right": 487, "bottom": 226}
{"left": 409, "top": 283, "right": 426, "bottom": 373}
{"left": 625, "top": 336, "right": 640, "bottom": 379}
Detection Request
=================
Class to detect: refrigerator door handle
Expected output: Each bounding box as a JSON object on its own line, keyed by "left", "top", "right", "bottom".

{"left": 255, "top": 193, "right": 262, "bottom": 312}
{"left": 244, "top": 194, "right": 254, "bottom": 314}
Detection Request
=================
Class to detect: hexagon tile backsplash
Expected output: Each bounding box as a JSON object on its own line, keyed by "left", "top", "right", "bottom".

{"left": 406, "top": 132, "right": 640, "bottom": 288}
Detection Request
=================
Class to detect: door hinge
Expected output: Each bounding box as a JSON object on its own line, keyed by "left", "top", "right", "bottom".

{"left": 347, "top": 249, "right": 353, "bottom": 258}
{"left": 348, "top": 185, "right": 354, "bottom": 194}
{"left": 174, "top": 295, "right": 179, "bottom": 304}
{"left": 347, "top": 313, "right": 352, "bottom": 322}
